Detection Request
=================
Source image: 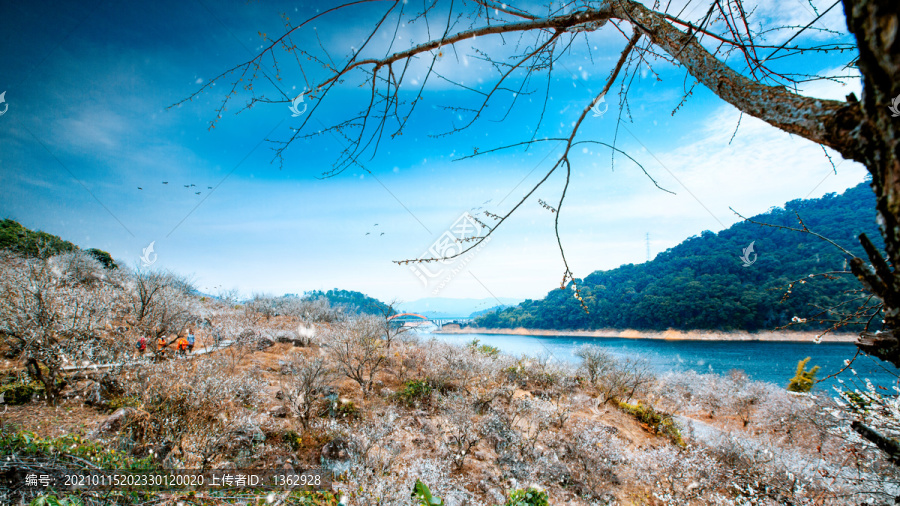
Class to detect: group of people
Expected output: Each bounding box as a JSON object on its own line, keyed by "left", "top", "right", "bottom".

{"left": 136, "top": 329, "right": 196, "bottom": 357}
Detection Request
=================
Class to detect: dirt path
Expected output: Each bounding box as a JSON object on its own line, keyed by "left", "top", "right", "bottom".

{"left": 60, "top": 339, "right": 235, "bottom": 372}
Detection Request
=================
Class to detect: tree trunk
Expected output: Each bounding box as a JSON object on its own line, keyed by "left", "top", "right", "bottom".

{"left": 843, "top": 0, "right": 900, "bottom": 366}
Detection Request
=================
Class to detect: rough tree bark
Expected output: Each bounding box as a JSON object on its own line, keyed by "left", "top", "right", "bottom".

{"left": 840, "top": 0, "right": 900, "bottom": 367}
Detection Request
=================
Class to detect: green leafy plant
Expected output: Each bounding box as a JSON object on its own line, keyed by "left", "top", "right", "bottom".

{"left": 85, "top": 248, "right": 117, "bottom": 269}
{"left": 412, "top": 479, "right": 444, "bottom": 505}
{"left": 503, "top": 487, "right": 549, "bottom": 506}
{"left": 30, "top": 495, "right": 85, "bottom": 506}
{"left": 843, "top": 391, "right": 872, "bottom": 413}
{"left": 469, "top": 338, "right": 500, "bottom": 358}
{"left": 283, "top": 429, "right": 304, "bottom": 451}
{"left": 0, "top": 381, "right": 41, "bottom": 405}
{"left": 321, "top": 395, "right": 361, "bottom": 421}
{"left": 396, "top": 379, "right": 434, "bottom": 407}
{"left": 280, "top": 490, "right": 341, "bottom": 505}
{"left": 0, "top": 430, "right": 155, "bottom": 470}
{"left": 618, "top": 401, "right": 685, "bottom": 447}
{"left": 787, "top": 357, "right": 820, "bottom": 392}
{"left": 105, "top": 395, "right": 141, "bottom": 413}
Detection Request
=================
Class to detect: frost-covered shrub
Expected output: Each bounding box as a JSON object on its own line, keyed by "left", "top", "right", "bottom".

{"left": 281, "top": 353, "right": 337, "bottom": 429}
{"left": 630, "top": 445, "right": 726, "bottom": 503}
{"left": 436, "top": 394, "right": 483, "bottom": 470}
{"left": 422, "top": 340, "right": 485, "bottom": 392}
{"left": 121, "top": 355, "right": 267, "bottom": 466}
{"left": 563, "top": 419, "right": 626, "bottom": 498}
{"left": 341, "top": 459, "right": 481, "bottom": 506}
{"left": 50, "top": 250, "right": 108, "bottom": 285}
{"left": 653, "top": 370, "right": 803, "bottom": 429}
{"left": 501, "top": 353, "right": 571, "bottom": 391}
{"left": 574, "top": 346, "right": 655, "bottom": 403}
{"left": 0, "top": 253, "right": 126, "bottom": 402}
{"left": 325, "top": 316, "right": 387, "bottom": 398}
{"left": 387, "top": 340, "right": 427, "bottom": 383}
{"left": 125, "top": 267, "right": 197, "bottom": 341}
{"left": 705, "top": 433, "right": 834, "bottom": 504}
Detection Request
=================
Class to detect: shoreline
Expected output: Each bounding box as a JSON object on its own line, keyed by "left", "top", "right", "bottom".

{"left": 433, "top": 326, "right": 858, "bottom": 343}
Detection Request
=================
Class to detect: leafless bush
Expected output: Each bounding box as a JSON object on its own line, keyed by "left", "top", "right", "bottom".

{"left": 575, "top": 344, "right": 616, "bottom": 385}
{"left": 654, "top": 370, "right": 777, "bottom": 423}
{"left": 121, "top": 355, "right": 267, "bottom": 467}
{"left": 326, "top": 316, "right": 387, "bottom": 398}
{"left": 214, "top": 287, "right": 240, "bottom": 305}
{"left": 386, "top": 339, "right": 425, "bottom": 384}
{"left": 340, "top": 457, "right": 471, "bottom": 506}
{"left": 436, "top": 394, "right": 483, "bottom": 471}
{"left": 504, "top": 397, "right": 554, "bottom": 460}
{"left": 279, "top": 296, "right": 348, "bottom": 323}
{"left": 563, "top": 419, "right": 626, "bottom": 498}
{"left": 50, "top": 250, "right": 108, "bottom": 286}
{"left": 422, "top": 341, "right": 482, "bottom": 392}
{"left": 575, "top": 350, "right": 655, "bottom": 403}
{"left": 630, "top": 445, "right": 727, "bottom": 503}
{"left": 704, "top": 432, "right": 841, "bottom": 504}
{"left": 0, "top": 254, "right": 126, "bottom": 403}
{"left": 502, "top": 355, "right": 564, "bottom": 392}
{"left": 126, "top": 267, "right": 196, "bottom": 340}
{"left": 244, "top": 293, "right": 280, "bottom": 320}
{"left": 281, "top": 353, "right": 336, "bottom": 430}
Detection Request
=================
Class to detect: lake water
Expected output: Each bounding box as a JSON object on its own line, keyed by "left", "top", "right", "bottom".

{"left": 423, "top": 332, "right": 900, "bottom": 392}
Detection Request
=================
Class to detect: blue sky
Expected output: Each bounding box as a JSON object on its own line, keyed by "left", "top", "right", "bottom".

{"left": 0, "top": 0, "right": 869, "bottom": 304}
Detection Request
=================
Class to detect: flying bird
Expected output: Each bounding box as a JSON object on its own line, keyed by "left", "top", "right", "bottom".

{"left": 184, "top": 184, "right": 190, "bottom": 188}
{"left": 195, "top": 191, "right": 201, "bottom": 195}
{"left": 374, "top": 223, "right": 378, "bottom": 226}
{"left": 190, "top": 184, "right": 196, "bottom": 187}
{"left": 380, "top": 232, "right": 384, "bottom": 236}
{"left": 365, "top": 232, "right": 370, "bottom": 235}
{"left": 207, "top": 186, "right": 212, "bottom": 189}
{"left": 162, "top": 181, "right": 168, "bottom": 184}
{"left": 137, "top": 187, "right": 143, "bottom": 190}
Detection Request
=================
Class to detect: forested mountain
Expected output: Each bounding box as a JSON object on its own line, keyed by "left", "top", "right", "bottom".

{"left": 303, "top": 289, "right": 394, "bottom": 316}
{"left": 476, "top": 181, "right": 882, "bottom": 332}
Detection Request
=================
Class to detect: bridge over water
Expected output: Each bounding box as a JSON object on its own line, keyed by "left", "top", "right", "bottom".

{"left": 387, "top": 313, "right": 474, "bottom": 330}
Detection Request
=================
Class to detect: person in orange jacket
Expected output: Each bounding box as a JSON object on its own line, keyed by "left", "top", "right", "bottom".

{"left": 177, "top": 336, "right": 188, "bottom": 357}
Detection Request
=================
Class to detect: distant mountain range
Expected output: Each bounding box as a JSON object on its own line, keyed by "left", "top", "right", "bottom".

{"left": 396, "top": 297, "right": 523, "bottom": 318}
{"left": 475, "top": 180, "right": 883, "bottom": 332}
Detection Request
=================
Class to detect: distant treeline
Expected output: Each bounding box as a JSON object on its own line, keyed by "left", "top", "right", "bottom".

{"left": 475, "top": 181, "right": 882, "bottom": 332}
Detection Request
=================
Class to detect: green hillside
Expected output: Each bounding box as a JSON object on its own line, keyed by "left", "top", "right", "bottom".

{"left": 476, "top": 181, "right": 882, "bottom": 332}
{"left": 0, "top": 219, "right": 117, "bottom": 269}
{"left": 303, "top": 288, "right": 394, "bottom": 316}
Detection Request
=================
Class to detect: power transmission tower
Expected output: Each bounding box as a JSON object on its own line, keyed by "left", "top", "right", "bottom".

{"left": 646, "top": 233, "right": 650, "bottom": 262}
